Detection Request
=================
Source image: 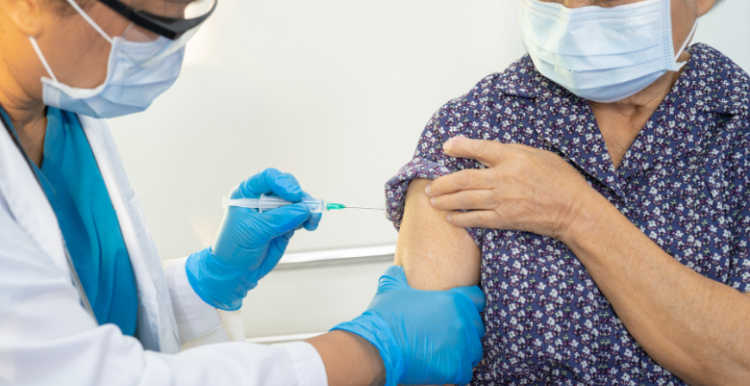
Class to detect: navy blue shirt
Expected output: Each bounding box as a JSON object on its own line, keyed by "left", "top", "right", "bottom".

{"left": 386, "top": 44, "right": 750, "bottom": 385}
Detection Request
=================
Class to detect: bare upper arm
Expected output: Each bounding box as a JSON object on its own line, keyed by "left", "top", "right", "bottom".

{"left": 393, "top": 178, "right": 481, "bottom": 290}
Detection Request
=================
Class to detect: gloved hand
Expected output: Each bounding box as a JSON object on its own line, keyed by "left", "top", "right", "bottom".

{"left": 186, "top": 168, "right": 322, "bottom": 310}
{"left": 332, "top": 266, "right": 486, "bottom": 386}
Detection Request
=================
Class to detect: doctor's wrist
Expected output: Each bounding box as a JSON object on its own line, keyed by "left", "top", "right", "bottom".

{"left": 185, "top": 247, "right": 251, "bottom": 311}
{"left": 306, "top": 330, "right": 386, "bottom": 386}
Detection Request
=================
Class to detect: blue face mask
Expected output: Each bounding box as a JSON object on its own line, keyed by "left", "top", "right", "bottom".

{"left": 29, "top": 0, "right": 186, "bottom": 119}
{"left": 519, "top": 0, "right": 698, "bottom": 103}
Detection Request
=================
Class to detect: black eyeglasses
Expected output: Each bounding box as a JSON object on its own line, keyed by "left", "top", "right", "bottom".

{"left": 97, "top": 0, "right": 217, "bottom": 40}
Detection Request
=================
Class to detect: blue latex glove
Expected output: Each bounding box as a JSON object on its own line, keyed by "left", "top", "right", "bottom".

{"left": 333, "top": 266, "right": 486, "bottom": 386}
{"left": 186, "top": 168, "right": 322, "bottom": 310}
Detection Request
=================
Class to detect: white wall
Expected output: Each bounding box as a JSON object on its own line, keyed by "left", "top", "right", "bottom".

{"left": 107, "top": 0, "right": 527, "bottom": 259}
{"left": 107, "top": 0, "right": 750, "bottom": 338}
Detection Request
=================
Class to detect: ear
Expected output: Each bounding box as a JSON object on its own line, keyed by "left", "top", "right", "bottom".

{"left": 0, "top": 0, "right": 45, "bottom": 38}
{"left": 695, "top": 0, "right": 717, "bottom": 18}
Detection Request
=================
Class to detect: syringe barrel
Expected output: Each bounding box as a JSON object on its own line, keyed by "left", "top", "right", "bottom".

{"left": 262, "top": 196, "right": 325, "bottom": 213}
{"left": 223, "top": 195, "right": 326, "bottom": 213}
{"left": 258, "top": 195, "right": 294, "bottom": 213}
{"left": 302, "top": 199, "right": 325, "bottom": 213}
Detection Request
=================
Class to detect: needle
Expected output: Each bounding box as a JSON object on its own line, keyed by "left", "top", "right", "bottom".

{"left": 344, "top": 205, "right": 385, "bottom": 210}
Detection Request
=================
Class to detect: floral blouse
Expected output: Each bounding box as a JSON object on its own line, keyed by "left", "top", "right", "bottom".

{"left": 385, "top": 44, "right": 750, "bottom": 386}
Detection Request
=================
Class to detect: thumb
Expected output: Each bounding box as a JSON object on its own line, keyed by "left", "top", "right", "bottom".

{"left": 234, "top": 168, "right": 304, "bottom": 202}
{"left": 443, "top": 137, "right": 503, "bottom": 168}
{"left": 256, "top": 203, "right": 311, "bottom": 238}
{"left": 451, "top": 286, "right": 487, "bottom": 344}
{"left": 451, "top": 285, "right": 486, "bottom": 313}
{"left": 376, "top": 265, "right": 409, "bottom": 293}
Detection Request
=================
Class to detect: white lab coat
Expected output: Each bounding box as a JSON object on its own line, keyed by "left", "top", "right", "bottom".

{"left": 0, "top": 116, "right": 327, "bottom": 386}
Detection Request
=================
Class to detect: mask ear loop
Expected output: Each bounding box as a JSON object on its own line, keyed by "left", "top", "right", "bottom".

{"left": 672, "top": 20, "right": 699, "bottom": 71}
{"left": 64, "top": 0, "right": 113, "bottom": 44}
{"left": 28, "top": 37, "right": 58, "bottom": 83}
{"left": 28, "top": 0, "right": 115, "bottom": 86}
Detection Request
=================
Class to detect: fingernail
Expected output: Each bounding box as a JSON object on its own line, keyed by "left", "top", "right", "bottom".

{"left": 446, "top": 215, "right": 452, "bottom": 223}
{"left": 430, "top": 197, "right": 436, "bottom": 207}
{"left": 424, "top": 184, "right": 431, "bottom": 195}
{"left": 277, "top": 175, "right": 300, "bottom": 193}
{"left": 443, "top": 138, "right": 453, "bottom": 152}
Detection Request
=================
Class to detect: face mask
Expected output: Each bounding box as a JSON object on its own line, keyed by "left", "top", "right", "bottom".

{"left": 518, "top": 0, "right": 698, "bottom": 103}
{"left": 29, "top": 1, "right": 185, "bottom": 118}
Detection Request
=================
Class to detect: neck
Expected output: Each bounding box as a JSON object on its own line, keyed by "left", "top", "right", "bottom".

{"left": 589, "top": 51, "right": 690, "bottom": 169}
{"left": 0, "top": 49, "right": 47, "bottom": 167}
{"left": 591, "top": 51, "right": 690, "bottom": 115}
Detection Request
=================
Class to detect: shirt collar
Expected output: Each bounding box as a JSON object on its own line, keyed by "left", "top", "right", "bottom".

{"left": 495, "top": 44, "right": 749, "bottom": 200}
{"left": 677, "top": 43, "right": 750, "bottom": 116}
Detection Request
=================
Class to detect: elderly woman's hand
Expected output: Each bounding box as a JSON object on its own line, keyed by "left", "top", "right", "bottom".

{"left": 425, "top": 137, "right": 604, "bottom": 243}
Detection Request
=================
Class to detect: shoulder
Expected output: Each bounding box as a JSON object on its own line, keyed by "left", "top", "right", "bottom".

{"left": 683, "top": 43, "right": 750, "bottom": 117}
{"left": 684, "top": 45, "right": 750, "bottom": 215}
{"left": 431, "top": 54, "right": 552, "bottom": 121}
{"left": 679, "top": 45, "right": 750, "bottom": 160}
{"left": 417, "top": 55, "right": 553, "bottom": 157}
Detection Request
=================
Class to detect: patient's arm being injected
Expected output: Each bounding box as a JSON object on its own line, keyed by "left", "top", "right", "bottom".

{"left": 394, "top": 178, "right": 481, "bottom": 291}
{"left": 393, "top": 179, "right": 481, "bottom": 386}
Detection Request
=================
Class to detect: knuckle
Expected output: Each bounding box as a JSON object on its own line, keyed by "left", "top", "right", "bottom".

{"left": 472, "top": 139, "right": 489, "bottom": 157}
{"left": 481, "top": 169, "right": 497, "bottom": 185}
{"left": 455, "top": 170, "right": 473, "bottom": 189}
{"left": 466, "top": 211, "right": 481, "bottom": 225}
{"left": 459, "top": 192, "right": 476, "bottom": 207}
{"left": 514, "top": 150, "right": 533, "bottom": 163}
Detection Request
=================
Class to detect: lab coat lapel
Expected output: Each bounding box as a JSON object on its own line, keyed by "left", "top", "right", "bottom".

{"left": 79, "top": 116, "right": 181, "bottom": 353}
{"left": 0, "top": 120, "right": 68, "bottom": 274}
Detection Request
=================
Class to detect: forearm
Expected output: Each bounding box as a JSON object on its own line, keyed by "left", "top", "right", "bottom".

{"left": 306, "top": 331, "right": 386, "bottom": 386}
{"left": 565, "top": 194, "right": 750, "bottom": 386}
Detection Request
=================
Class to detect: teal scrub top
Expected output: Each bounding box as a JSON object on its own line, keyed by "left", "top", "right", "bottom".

{"left": 2, "top": 106, "right": 138, "bottom": 336}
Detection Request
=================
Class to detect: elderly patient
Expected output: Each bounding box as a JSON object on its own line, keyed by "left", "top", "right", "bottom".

{"left": 385, "top": 0, "right": 750, "bottom": 385}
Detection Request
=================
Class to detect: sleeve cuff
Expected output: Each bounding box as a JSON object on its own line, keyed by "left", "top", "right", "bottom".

{"left": 163, "top": 257, "right": 223, "bottom": 343}
{"left": 274, "top": 341, "right": 328, "bottom": 386}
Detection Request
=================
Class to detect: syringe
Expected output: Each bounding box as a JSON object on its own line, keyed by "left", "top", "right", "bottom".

{"left": 222, "top": 194, "right": 384, "bottom": 213}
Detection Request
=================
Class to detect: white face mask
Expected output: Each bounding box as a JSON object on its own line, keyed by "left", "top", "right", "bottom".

{"left": 519, "top": 0, "right": 698, "bottom": 103}
{"left": 29, "top": 0, "right": 185, "bottom": 118}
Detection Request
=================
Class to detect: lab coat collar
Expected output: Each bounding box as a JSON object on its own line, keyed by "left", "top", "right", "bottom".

{"left": 0, "top": 116, "right": 181, "bottom": 353}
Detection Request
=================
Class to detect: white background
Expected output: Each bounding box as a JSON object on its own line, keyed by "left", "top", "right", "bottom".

{"left": 108, "top": 0, "right": 750, "bottom": 338}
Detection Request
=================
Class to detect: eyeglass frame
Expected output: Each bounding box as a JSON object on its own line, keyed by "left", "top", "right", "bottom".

{"left": 97, "top": 0, "right": 217, "bottom": 40}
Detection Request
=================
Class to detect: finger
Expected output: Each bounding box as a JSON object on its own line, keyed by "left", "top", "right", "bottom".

{"left": 426, "top": 169, "right": 497, "bottom": 197}
{"left": 431, "top": 190, "right": 496, "bottom": 211}
{"left": 234, "top": 168, "right": 304, "bottom": 202}
{"left": 452, "top": 286, "right": 487, "bottom": 369}
{"left": 451, "top": 285, "right": 486, "bottom": 313}
{"left": 257, "top": 202, "right": 311, "bottom": 238}
{"left": 468, "top": 320, "right": 485, "bottom": 367}
{"left": 259, "top": 230, "right": 295, "bottom": 277}
{"left": 446, "top": 210, "right": 500, "bottom": 229}
{"left": 303, "top": 213, "right": 322, "bottom": 231}
{"left": 301, "top": 191, "right": 322, "bottom": 231}
{"left": 455, "top": 361, "right": 475, "bottom": 386}
{"left": 443, "top": 137, "right": 504, "bottom": 168}
{"left": 451, "top": 290, "right": 486, "bottom": 382}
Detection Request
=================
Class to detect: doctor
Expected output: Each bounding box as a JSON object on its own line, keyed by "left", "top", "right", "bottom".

{"left": 0, "top": 0, "right": 486, "bottom": 385}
